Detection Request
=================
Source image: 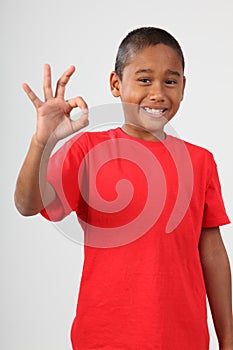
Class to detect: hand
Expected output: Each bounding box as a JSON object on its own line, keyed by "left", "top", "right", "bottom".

{"left": 23, "top": 64, "right": 89, "bottom": 146}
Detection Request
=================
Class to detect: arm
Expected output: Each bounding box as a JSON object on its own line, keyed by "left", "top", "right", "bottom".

{"left": 14, "top": 134, "right": 56, "bottom": 216}
{"left": 14, "top": 64, "right": 89, "bottom": 216}
{"left": 199, "top": 227, "right": 233, "bottom": 350}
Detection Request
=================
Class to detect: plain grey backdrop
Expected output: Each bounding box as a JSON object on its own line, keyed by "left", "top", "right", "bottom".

{"left": 1, "top": 0, "right": 233, "bottom": 349}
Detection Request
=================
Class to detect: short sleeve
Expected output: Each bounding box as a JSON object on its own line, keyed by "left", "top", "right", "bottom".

{"left": 202, "top": 154, "right": 230, "bottom": 228}
{"left": 41, "top": 133, "right": 87, "bottom": 222}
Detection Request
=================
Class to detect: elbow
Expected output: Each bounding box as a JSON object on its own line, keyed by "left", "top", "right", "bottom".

{"left": 14, "top": 194, "right": 41, "bottom": 217}
{"left": 15, "top": 202, "right": 40, "bottom": 217}
{"left": 17, "top": 208, "right": 39, "bottom": 217}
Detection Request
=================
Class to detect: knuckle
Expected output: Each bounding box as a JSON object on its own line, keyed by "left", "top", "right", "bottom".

{"left": 57, "top": 78, "right": 66, "bottom": 87}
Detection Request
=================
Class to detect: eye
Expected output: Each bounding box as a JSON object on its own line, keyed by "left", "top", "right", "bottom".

{"left": 165, "top": 79, "right": 177, "bottom": 85}
{"left": 138, "top": 78, "right": 151, "bottom": 84}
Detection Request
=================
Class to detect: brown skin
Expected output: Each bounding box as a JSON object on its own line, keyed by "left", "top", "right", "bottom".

{"left": 110, "top": 44, "right": 186, "bottom": 141}
{"left": 199, "top": 227, "right": 233, "bottom": 349}
{"left": 15, "top": 45, "right": 233, "bottom": 349}
{"left": 14, "top": 64, "right": 89, "bottom": 215}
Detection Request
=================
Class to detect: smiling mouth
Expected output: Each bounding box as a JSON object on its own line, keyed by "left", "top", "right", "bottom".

{"left": 142, "top": 107, "right": 167, "bottom": 117}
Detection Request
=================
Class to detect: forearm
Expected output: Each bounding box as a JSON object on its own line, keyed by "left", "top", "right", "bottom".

{"left": 199, "top": 228, "right": 233, "bottom": 348}
{"left": 14, "top": 135, "right": 56, "bottom": 216}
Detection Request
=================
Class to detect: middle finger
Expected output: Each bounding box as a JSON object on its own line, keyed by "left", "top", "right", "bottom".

{"left": 43, "top": 64, "right": 53, "bottom": 100}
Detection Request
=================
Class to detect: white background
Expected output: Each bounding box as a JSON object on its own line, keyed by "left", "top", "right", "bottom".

{"left": 1, "top": 0, "right": 233, "bottom": 349}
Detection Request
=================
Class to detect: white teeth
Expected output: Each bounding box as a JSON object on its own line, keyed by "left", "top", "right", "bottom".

{"left": 144, "top": 107, "right": 164, "bottom": 115}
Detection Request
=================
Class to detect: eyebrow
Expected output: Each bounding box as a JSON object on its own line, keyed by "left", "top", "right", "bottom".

{"left": 166, "top": 69, "right": 181, "bottom": 77}
{"left": 135, "top": 69, "right": 153, "bottom": 75}
{"left": 135, "top": 68, "right": 181, "bottom": 77}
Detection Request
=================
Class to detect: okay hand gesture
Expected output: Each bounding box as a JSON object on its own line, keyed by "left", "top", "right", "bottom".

{"left": 23, "top": 64, "right": 89, "bottom": 146}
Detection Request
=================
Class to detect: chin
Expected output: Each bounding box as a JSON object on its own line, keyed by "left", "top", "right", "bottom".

{"left": 142, "top": 119, "right": 168, "bottom": 132}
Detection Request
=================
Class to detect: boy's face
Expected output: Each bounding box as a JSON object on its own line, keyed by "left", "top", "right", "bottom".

{"left": 110, "top": 44, "right": 186, "bottom": 141}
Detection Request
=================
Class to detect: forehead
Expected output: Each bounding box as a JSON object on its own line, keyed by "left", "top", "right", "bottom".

{"left": 126, "top": 44, "right": 183, "bottom": 73}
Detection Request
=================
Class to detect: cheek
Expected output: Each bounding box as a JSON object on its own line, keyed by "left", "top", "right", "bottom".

{"left": 119, "top": 79, "right": 142, "bottom": 101}
{"left": 173, "top": 89, "right": 184, "bottom": 104}
{"left": 120, "top": 85, "right": 135, "bottom": 99}
{"left": 122, "top": 102, "right": 139, "bottom": 117}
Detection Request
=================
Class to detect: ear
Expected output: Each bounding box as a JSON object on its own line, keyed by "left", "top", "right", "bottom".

{"left": 110, "top": 71, "right": 121, "bottom": 97}
{"left": 181, "top": 76, "right": 186, "bottom": 101}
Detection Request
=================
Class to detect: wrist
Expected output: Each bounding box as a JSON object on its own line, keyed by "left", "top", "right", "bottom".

{"left": 32, "top": 134, "right": 47, "bottom": 149}
{"left": 32, "top": 133, "right": 57, "bottom": 151}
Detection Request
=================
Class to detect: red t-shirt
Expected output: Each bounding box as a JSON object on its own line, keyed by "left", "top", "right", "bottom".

{"left": 41, "top": 127, "right": 230, "bottom": 350}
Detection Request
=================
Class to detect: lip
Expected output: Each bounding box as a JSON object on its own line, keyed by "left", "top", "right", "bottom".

{"left": 141, "top": 106, "right": 168, "bottom": 119}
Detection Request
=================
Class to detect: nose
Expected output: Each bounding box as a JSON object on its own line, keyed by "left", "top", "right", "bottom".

{"left": 149, "top": 82, "right": 165, "bottom": 102}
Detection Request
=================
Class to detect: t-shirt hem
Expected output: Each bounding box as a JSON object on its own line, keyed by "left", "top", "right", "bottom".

{"left": 202, "top": 217, "right": 231, "bottom": 228}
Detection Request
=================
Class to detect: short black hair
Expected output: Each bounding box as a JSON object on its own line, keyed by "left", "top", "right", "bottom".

{"left": 114, "top": 27, "right": 185, "bottom": 80}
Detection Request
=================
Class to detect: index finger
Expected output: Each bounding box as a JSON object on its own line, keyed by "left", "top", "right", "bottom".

{"left": 55, "top": 65, "right": 76, "bottom": 99}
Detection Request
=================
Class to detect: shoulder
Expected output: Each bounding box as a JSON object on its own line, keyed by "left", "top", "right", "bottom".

{"left": 83, "top": 127, "right": 121, "bottom": 143}
{"left": 75, "top": 127, "right": 121, "bottom": 143}
{"left": 57, "top": 127, "right": 121, "bottom": 154}
{"left": 167, "top": 135, "right": 215, "bottom": 164}
{"left": 167, "top": 136, "right": 220, "bottom": 188}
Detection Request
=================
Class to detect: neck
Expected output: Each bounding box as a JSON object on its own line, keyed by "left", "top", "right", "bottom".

{"left": 121, "top": 124, "right": 166, "bottom": 142}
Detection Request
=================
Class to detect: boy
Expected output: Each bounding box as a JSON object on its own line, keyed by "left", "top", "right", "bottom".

{"left": 15, "top": 27, "right": 233, "bottom": 349}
